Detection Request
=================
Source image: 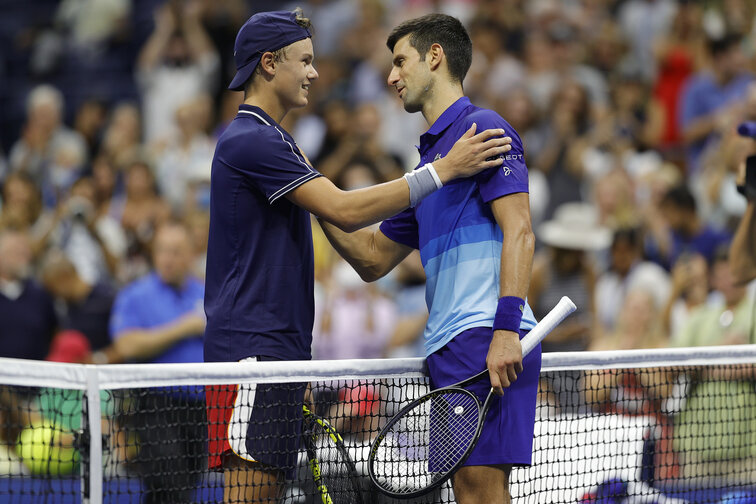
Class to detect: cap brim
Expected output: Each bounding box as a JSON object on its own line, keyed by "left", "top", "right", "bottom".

{"left": 228, "top": 55, "right": 261, "bottom": 91}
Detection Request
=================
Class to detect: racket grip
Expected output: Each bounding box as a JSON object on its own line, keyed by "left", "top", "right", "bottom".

{"left": 520, "top": 296, "right": 577, "bottom": 357}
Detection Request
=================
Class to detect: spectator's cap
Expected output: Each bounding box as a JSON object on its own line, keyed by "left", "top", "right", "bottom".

{"left": 46, "top": 330, "right": 91, "bottom": 364}
{"left": 538, "top": 202, "right": 611, "bottom": 251}
{"left": 338, "top": 384, "right": 379, "bottom": 417}
{"left": 229, "top": 10, "right": 312, "bottom": 91}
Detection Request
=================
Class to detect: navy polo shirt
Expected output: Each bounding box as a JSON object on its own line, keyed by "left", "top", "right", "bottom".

{"left": 379, "top": 97, "right": 536, "bottom": 356}
{"left": 204, "top": 104, "right": 321, "bottom": 363}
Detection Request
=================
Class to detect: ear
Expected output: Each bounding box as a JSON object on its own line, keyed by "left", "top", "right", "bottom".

{"left": 427, "top": 43, "right": 444, "bottom": 72}
{"left": 258, "top": 51, "right": 277, "bottom": 77}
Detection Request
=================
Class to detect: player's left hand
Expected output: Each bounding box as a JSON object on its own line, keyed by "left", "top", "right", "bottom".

{"left": 486, "top": 330, "right": 523, "bottom": 396}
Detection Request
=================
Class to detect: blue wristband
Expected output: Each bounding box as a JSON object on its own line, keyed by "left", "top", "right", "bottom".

{"left": 493, "top": 296, "right": 525, "bottom": 332}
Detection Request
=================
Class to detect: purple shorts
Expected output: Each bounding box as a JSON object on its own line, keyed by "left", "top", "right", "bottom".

{"left": 426, "top": 326, "right": 541, "bottom": 467}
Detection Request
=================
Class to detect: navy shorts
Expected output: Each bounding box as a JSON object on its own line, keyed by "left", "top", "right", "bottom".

{"left": 426, "top": 326, "right": 541, "bottom": 467}
{"left": 207, "top": 356, "right": 307, "bottom": 478}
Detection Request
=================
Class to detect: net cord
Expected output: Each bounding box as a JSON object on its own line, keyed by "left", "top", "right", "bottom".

{"left": 0, "top": 344, "right": 755, "bottom": 390}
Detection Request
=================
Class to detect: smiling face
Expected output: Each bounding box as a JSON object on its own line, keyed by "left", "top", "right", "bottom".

{"left": 273, "top": 37, "right": 318, "bottom": 111}
{"left": 387, "top": 35, "right": 433, "bottom": 113}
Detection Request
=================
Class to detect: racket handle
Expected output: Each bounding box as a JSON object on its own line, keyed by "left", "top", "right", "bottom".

{"left": 520, "top": 296, "right": 577, "bottom": 357}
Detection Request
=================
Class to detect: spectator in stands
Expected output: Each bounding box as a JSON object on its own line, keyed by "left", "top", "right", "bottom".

{"left": 40, "top": 250, "right": 120, "bottom": 364}
{"left": 595, "top": 227, "right": 670, "bottom": 335}
{"left": 137, "top": 0, "right": 220, "bottom": 146}
{"left": 586, "top": 287, "right": 678, "bottom": 479}
{"left": 644, "top": 184, "right": 732, "bottom": 270}
{"left": 680, "top": 33, "right": 754, "bottom": 174}
{"left": 662, "top": 252, "right": 709, "bottom": 344}
{"left": 530, "top": 203, "right": 610, "bottom": 414}
{"left": 384, "top": 252, "right": 428, "bottom": 358}
{"left": 313, "top": 258, "right": 397, "bottom": 360}
{"left": 729, "top": 118, "right": 756, "bottom": 286}
{"left": 7, "top": 85, "right": 87, "bottom": 189}
{"left": 154, "top": 94, "right": 215, "bottom": 211}
{"left": 315, "top": 102, "right": 404, "bottom": 188}
{"left": 110, "top": 220, "right": 206, "bottom": 504}
{"left": 99, "top": 103, "right": 142, "bottom": 171}
{"left": 40, "top": 176, "right": 125, "bottom": 283}
{"left": 112, "top": 159, "right": 170, "bottom": 283}
{"left": 673, "top": 248, "right": 756, "bottom": 483}
{"left": 0, "top": 173, "right": 50, "bottom": 242}
{"left": 73, "top": 98, "right": 108, "bottom": 159}
{"left": 0, "top": 229, "right": 57, "bottom": 361}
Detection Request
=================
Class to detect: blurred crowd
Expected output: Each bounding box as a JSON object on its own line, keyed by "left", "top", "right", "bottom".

{"left": 0, "top": 0, "right": 756, "bottom": 483}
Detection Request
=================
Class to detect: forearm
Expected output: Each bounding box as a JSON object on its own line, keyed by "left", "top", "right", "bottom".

{"left": 319, "top": 219, "right": 410, "bottom": 282}
{"left": 682, "top": 115, "right": 717, "bottom": 145}
{"left": 309, "top": 178, "right": 411, "bottom": 232}
{"left": 137, "top": 30, "right": 172, "bottom": 71}
{"left": 113, "top": 325, "right": 185, "bottom": 361}
{"left": 730, "top": 202, "right": 756, "bottom": 285}
{"left": 498, "top": 225, "right": 535, "bottom": 299}
{"left": 182, "top": 17, "right": 214, "bottom": 59}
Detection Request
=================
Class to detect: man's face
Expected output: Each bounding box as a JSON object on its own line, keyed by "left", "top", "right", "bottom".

{"left": 0, "top": 233, "right": 32, "bottom": 282}
{"left": 274, "top": 38, "right": 318, "bottom": 110}
{"left": 152, "top": 226, "right": 194, "bottom": 287}
{"left": 387, "top": 35, "right": 433, "bottom": 113}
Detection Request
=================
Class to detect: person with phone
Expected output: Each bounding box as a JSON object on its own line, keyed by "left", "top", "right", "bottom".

{"left": 319, "top": 14, "right": 540, "bottom": 503}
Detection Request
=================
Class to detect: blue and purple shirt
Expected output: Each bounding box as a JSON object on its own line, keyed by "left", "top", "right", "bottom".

{"left": 380, "top": 97, "right": 537, "bottom": 356}
{"left": 204, "top": 104, "right": 321, "bottom": 363}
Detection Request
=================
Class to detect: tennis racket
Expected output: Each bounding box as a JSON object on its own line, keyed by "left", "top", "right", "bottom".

{"left": 367, "top": 296, "right": 577, "bottom": 498}
{"left": 302, "top": 405, "right": 365, "bottom": 504}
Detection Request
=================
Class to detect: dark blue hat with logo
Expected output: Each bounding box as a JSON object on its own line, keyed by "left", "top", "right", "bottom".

{"left": 228, "top": 10, "right": 312, "bottom": 91}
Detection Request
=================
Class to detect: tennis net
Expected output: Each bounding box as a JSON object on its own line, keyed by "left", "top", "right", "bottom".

{"left": 0, "top": 345, "right": 755, "bottom": 503}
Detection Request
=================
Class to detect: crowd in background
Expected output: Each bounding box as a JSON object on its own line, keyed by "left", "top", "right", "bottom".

{"left": 0, "top": 0, "right": 755, "bottom": 485}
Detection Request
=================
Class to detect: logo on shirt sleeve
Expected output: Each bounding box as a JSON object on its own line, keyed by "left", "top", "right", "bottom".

{"left": 502, "top": 166, "right": 511, "bottom": 176}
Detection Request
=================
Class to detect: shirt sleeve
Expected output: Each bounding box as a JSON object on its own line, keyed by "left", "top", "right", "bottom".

{"left": 221, "top": 125, "right": 322, "bottom": 204}
{"left": 379, "top": 207, "right": 419, "bottom": 250}
{"left": 469, "top": 112, "right": 530, "bottom": 203}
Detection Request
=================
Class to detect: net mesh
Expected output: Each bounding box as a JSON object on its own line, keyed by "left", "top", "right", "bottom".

{"left": 0, "top": 348, "right": 754, "bottom": 503}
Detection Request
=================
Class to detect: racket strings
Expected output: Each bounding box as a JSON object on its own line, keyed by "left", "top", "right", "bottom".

{"left": 372, "top": 390, "right": 480, "bottom": 494}
{"left": 305, "top": 418, "right": 361, "bottom": 503}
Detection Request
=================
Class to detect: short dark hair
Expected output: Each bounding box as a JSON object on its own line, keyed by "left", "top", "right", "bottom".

{"left": 661, "top": 184, "right": 697, "bottom": 212}
{"left": 386, "top": 14, "right": 472, "bottom": 84}
{"left": 707, "top": 32, "right": 741, "bottom": 57}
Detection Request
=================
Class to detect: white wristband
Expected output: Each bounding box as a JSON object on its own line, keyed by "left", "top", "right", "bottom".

{"left": 403, "top": 163, "right": 443, "bottom": 207}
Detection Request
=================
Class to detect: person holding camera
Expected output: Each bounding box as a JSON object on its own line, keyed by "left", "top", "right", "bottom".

{"left": 730, "top": 126, "right": 756, "bottom": 286}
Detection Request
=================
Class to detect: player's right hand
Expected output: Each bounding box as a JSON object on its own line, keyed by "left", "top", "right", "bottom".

{"left": 432, "top": 123, "right": 512, "bottom": 184}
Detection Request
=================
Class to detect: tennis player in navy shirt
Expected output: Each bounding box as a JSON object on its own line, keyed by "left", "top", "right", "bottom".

{"left": 320, "top": 14, "right": 540, "bottom": 503}
{"left": 203, "top": 8, "right": 514, "bottom": 502}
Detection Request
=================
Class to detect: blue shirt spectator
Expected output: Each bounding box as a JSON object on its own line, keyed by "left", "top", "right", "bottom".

{"left": 679, "top": 34, "right": 754, "bottom": 172}
{"left": 110, "top": 221, "right": 205, "bottom": 364}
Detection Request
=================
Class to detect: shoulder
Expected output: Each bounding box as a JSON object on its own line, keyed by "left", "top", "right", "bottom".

{"left": 463, "top": 107, "right": 523, "bottom": 144}
{"left": 217, "top": 118, "right": 300, "bottom": 167}
{"left": 115, "top": 274, "right": 157, "bottom": 304}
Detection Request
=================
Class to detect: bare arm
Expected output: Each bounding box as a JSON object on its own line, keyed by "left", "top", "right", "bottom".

{"left": 319, "top": 221, "right": 413, "bottom": 282}
{"left": 486, "top": 192, "right": 535, "bottom": 395}
{"left": 113, "top": 313, "right": 204, "bottom": 362}
{"left": 288, "top": 124, "right": 511, "bottom": 232}
{"left": 137, "top": 4, "right": 176, "bottom": 72}
{"left": 181, "top": 0, "right": 216, "bottom": 60}
{"left": 730, "top": 201, "right": 756, "bottom": 285}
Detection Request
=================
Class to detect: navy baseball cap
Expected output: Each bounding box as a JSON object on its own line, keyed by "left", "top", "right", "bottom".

{"left": 229, "top": 10, "right": 312, "bottom": 91}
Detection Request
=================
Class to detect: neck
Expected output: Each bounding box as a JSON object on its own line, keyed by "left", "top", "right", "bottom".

{"left": 243, "top": 87, "right": 288, "bottom": 124}
{"left": 422, "top": 81, "right": 464, "bottom": 127}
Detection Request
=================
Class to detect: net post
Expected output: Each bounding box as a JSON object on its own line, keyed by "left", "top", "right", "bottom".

{"left": 82, "top": 365, "right": 103, "bottom": 504}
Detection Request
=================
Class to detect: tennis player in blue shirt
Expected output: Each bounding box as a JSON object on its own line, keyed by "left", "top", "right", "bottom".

{"left": 203, "top": 9, "right": 514, "bottom": 503}
{"left": 320, "top": 14, "right": 540, "bottom": 503}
